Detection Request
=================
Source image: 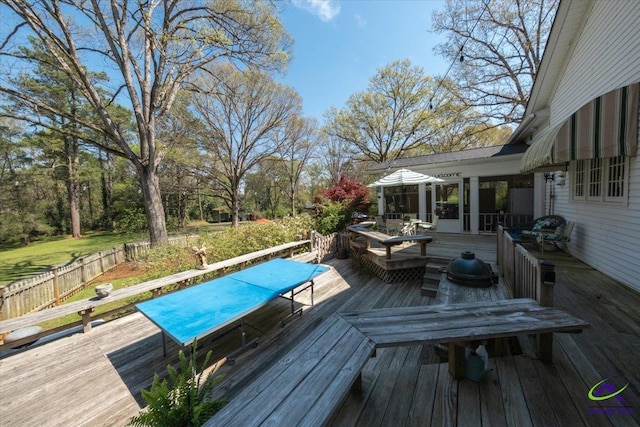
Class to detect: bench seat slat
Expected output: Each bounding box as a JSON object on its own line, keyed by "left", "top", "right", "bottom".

{"left": 264, "top": 327, "right": 375, "bottom": 426}
{"left": 207, "top": 314, "right": 373, "bottom": 426}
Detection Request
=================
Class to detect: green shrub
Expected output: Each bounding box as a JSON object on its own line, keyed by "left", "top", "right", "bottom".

{"left": 314, "top": 201, "right": 351, "bottom": 235}
{"left": 117, "top": 208, "right": 148, "bottom": 233}
{"left": 128, "top": 341, "right": 226, "bottom": 427}
{"left": 139, "top": 216, "right": 315, "bottom": 277}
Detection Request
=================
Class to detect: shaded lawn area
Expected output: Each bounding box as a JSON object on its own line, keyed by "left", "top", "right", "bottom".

{"left": 0, "top": 231, "right": 144, "bottom": 286}
{"left": 0, "top": 221, "right": 230, "bottom": 286}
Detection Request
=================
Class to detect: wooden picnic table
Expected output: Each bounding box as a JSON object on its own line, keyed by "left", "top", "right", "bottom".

{"left": 340, "top": 298, "right": 589, "bottom": 378}
{"left": 347, "top": 225, "right": 433, "bottom": 259}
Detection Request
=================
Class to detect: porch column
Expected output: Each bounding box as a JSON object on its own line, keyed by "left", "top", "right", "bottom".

{"left": 533, "top": 173, "right": 545, "bottom": 218}
{"left": 470, "top": 177, "right": 479, "bottom": 234}
{"left": 377, "top": 187, "right": 385, "bottom": 216}
{"left": 418, "top": 182, "right": 426, "bottom": 220}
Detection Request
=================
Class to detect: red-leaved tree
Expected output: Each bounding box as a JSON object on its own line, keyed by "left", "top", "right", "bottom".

{"left": 318, "top": 174, "right": 371, "bottom": 214}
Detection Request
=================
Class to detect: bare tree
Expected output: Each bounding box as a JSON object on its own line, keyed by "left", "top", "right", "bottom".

{"left": 277, "top": 115, "right": 317, "bottom": 216}
{"left": 431, "top": 0, "right": 558, "bottom": 125}
{"left": 192, "top": 63, "right": 301, "bottom": 226}
{"left": 324, "top": 59, "right": 436, "bottom": 163}
{"left": 0, "top": 0, "right": 291, "bottom": 246}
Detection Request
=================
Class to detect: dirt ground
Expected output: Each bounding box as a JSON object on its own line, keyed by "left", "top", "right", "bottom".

{"left": 97, "top": 262, "right": 144, "bottom": 282}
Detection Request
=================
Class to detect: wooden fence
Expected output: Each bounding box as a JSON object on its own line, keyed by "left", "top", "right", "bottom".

{"left": 0, "top": 234, "right": 200, "bottom": 320}
{"left": 123, "top": 234, "right": 200, "bottom": 261}
{"left": 496, "top": 225, "right": 555, "bottom": 306}
{"left": 0, "top": 247, "right": 126, "bottom": 320}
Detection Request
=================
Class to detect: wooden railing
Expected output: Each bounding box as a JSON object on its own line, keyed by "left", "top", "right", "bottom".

{"left": 0, "top": 240, "right": 316, "bottom": 349}
{"left": 0, "top": 247, "right": 126, "bottom": 320}
{"left": 497, "top": 225, "right": 554, "bottom": 306}
{"left": 0, "top": 234, "right": 200, "bottom": 320}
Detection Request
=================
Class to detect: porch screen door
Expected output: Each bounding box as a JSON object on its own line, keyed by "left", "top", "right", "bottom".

{"left": 435, "top": 182, "right": 462, "bottom": 233}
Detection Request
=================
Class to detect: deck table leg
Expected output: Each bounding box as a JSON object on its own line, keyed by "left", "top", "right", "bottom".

{"left": 493, "top": 337, "right": 509, "bottom": 357}
{"left": 162, "top": 332, "right": 166, "bottom": 357}
{"left": 537, "top": 332, "right": 553, "bottom": 363}
{"left": 448, "top": 343, "right": 466, "bottom": 379}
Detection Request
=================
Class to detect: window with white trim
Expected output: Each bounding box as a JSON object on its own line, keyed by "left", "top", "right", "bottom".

{"left": 572, "top": 156, "right": 627, "bottom": 203}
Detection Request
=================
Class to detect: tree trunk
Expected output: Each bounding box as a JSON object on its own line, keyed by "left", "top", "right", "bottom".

{"left": 65, "top": 136, "right": 81, "bottom": 238}
{"left": 68, "top": 179, "right": 81, "bottom": 237}
{"left": 139, "top": 167, "right": 169, "bottom": 247}
{"left": 231, "top": 192, "right": 240, "bottom": 227}
{"left": 99, "top": 150, "right": 115, "bottom": 230}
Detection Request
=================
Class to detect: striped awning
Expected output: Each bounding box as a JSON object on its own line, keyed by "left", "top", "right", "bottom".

{"left": 521, "top": 83, "right": 639, "bottom": 173}
{"left": 519, "top": 123, "right": 564, "bottom": 172}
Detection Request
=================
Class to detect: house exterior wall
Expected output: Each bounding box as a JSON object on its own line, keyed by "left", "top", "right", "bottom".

{"left": 553, "top": 156, "right": 640, "bottom": 292}
{"left": 542, "top": 0, "right": 640, "bottom": 292}
{"left": 551, "top": 1, "right": 640, "bottom": 126}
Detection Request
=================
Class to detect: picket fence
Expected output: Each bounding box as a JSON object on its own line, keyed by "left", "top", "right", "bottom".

{"left": 0, "top": 234, "right": 199, "bottom": 320}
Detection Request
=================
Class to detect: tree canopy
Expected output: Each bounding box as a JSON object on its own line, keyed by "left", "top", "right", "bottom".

{"left": 0, "top": 0, "right": 292, "bottom": 246}
{"left": 431, "top": 0, "right": 559, "bottom": 125}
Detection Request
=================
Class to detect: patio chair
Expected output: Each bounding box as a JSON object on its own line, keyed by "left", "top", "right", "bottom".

{"left": 385, "top": 219, "right": 404, "bottom": 236}
{"left": 417, "top": 215, "right": 439, "bottom": 234}
{"left": 374, "top": 215, "right": 386, "bottom": 233}
{"left": 509, "top": 215, "right": 565, "bottom": 242}
{"left": 537, "top": 220, "right": 575, "bottom": 256}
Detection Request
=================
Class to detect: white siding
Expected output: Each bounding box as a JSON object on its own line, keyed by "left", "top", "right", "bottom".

{"left": 550, "top": 1, "right": 640, "bottom": 126}
{"left": 553, "top": 156, "right": 640, "bottom": 292}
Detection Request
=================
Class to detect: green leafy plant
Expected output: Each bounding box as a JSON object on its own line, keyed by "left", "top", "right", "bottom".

{"left": 129, "top": 341, "right": 226, "bottom": 427}
{"left": 314, "top": 201, "right": 352, "bottom": 234}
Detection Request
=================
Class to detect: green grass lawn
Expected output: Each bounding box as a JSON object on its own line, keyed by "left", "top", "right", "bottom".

{"left": 0, "top": 221, "right": 230, "bottom": 286}
{"left": 0, "top": 231, "right": 145, "bottom": 286}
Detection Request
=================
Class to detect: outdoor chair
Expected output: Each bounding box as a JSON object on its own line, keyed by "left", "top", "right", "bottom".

{"left": 385, "top": 219, "right": 404, "bottom": 236}
{"left": 536, "top": 220, "right": 575, "bottom": 256}
{"left": 508, "top": 215, "right": 566, "bottom": 242}
{"left": 418, "top": 215, "right": 439, "bottom": 234}
{"left": 374, "top": 215, "right": 386, "bottom": 233}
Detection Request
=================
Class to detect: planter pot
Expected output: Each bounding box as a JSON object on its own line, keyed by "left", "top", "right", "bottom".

{"left": 95, "top": 283, "right": 113, "bottom": 299}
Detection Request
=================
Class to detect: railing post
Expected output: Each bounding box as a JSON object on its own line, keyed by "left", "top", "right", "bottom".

{"left": 53, "top": 267, "right": 60, "bottom": 306}
{"left": 80, "top": 257, "right": 87, "bottom": 284}
{"left": 99, "top": 251, "right": 105, "bottom": 274}
{"left": 537, "top": 260, "right": 555, "bottom": 307}
{"left": 537, "top": 259, "right": 555, "bottom": 363}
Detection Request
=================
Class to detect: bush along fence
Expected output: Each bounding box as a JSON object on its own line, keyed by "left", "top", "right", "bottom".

{"left": 0, "top": 234, "right": 200, "bottom": 320}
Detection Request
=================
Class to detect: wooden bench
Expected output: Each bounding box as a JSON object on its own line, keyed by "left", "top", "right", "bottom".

{"left": 340, "top": 298, "right": 589, "bottom": 379}
{"left": 205, "top": 298, "right": 588, "bottom": 425}
{"left": 347, "top": 225, "right": 433, "bottom": 259}
{"left": 205, "top": 313, "right": 376, "bottom": 427}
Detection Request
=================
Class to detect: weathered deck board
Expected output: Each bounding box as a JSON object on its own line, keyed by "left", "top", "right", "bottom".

{"left": 1, "top": 236, "right": 639, "bottom": 427}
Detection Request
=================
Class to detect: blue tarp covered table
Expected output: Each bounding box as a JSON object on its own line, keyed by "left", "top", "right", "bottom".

{"left": 136, "top": 258, "right": 329, "bottom": 360}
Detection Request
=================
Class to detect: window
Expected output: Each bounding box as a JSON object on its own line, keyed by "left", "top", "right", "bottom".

{"left": 572, "top": 156, "right": 627, "bottom": 203}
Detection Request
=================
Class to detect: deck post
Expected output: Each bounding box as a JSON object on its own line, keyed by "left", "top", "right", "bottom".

{"left": 537, "top": 260, "right": 555, "bottom": 363}
{"left": 78, "top": 307, "right": 95, "bottom": 333}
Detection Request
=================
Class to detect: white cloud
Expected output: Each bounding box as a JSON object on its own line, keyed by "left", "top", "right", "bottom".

{"left": 292, "top": 0, "right": 341, "bottom": 22}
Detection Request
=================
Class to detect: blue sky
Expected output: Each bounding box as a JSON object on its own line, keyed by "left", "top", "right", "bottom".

{"left": 277, "top": 0, "right": 449, "bottom": 125}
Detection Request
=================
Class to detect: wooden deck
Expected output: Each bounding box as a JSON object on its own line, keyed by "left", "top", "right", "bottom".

{"left": 0, "top": 235, "right": 639, "bottom": 426}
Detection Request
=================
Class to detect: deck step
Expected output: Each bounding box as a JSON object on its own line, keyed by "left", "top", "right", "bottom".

{"left": 421, "top": 283, "right": 439, "bottom": 297}
{"left": 422, "top": 271, "right": 441, "bottom": 284}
